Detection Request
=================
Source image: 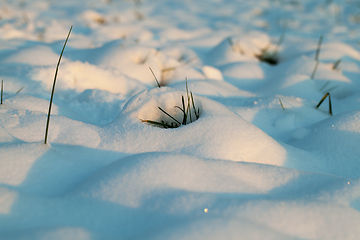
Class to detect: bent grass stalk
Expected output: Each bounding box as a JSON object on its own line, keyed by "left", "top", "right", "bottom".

{"left": 316, "top": 92, "right": 332, "bottom": 116}
{"left": 44, "top": 25, "right": 72, "bottom": 144}
{"left": 149, "top": 67, "right": 161, "bottom": 88}
{"left": 141, "top": 119, "right": 178, "bottom": 128}
{"left": 191, "top": 92, "right": 200, "bottom": 119}
{"left": 158, "top": 106, "right": 181, "bottom": 126}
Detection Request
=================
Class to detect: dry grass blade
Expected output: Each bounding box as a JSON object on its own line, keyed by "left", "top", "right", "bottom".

{"left": 279, "top": 98, "right": 285, "bottom": 110}
{"left": 139, "top": 51, "right": 152, "bottom": 64}
{"left": 333, "top": 59, "right": 341, "bottom": 70}
{"left": 185, "top": 78, "right": 192, "bottom": 122}
{"left": 316, "top": 92, "right": 332, "bottom": 115}
{"left": 1, "top": 80, "right": 3, "bottom": 105}
{"left": 141, "top": 119, "right": 178, "bottom": 128}
{"left": 311, "top": 61, "right": 320, "bottom": 79}
{"left": 227, "top": 37, "right": 236, "bottom": 51}
{"left": 44, "top": 25, "right": 72, "bottom": 144}
{"left": 181, "top": 95, "right": 187, "bottom": 125}
{"left": 149, "top": 67, "right": 161, "bottom": 88}
{"left": 158, "top": 107, "right": 182, "bottom": 125}
{"left": 190, "top": 92, "right": 199, "bottom": 119}
{"left": 316, "top": 93, "right": 328, "bottom": 108}
{"left": 174, "top": 95, "right": 188, "bottom": 125}
{"left": 16, "top": 86, "right": 24, "bottom": 94}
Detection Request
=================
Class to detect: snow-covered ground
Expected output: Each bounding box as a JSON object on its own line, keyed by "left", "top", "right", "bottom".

{"left": 1, "top": 0, "right": 360, "bottom": 239}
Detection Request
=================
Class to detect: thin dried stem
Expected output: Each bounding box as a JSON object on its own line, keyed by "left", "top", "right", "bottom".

{"left": 16, "top": 86, "right": 24, "bottom": 94}
{"left": 333, "top": 59, "right": 341, "bottom": 70}
{"left": 149, "top": 67, "right": 161, "bottom": 88}
{"left": 158, "top": 107, "right": 181, "bottom": 125}
{"left": 1, "top": 80, "right": 3, "bottom": 104}
{"left": 315, "top": 35, "right": 324, "bottom": 61}
{"left": 279, "top": 98, "right": 285, "bottom": 110}
{"left": 44, "top": 25, "right": 72, "bottom": 144}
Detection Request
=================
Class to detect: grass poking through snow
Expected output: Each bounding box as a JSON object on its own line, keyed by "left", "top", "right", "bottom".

{"left": 141, "top": 78, "right": 200, "bottom": 129}
{"left": 149, "top": 67, "right": 161, "bottom": 88}
{"left": 44, "top": 26, "right": 72, "bottom": 144}
{"left": 1, "top": 80, "right": 3, "bottom": 105}
{"left": 316, "top": 92, "right": 332, "bottom": 116}
{"left": 16, "top": 86, "right": 24, "bottom": 94}
{"left": 279, "top": 98, "right": 285, "bottom": 110}
{"left": 256, "top": 33, "right": 284, "bottom": 65}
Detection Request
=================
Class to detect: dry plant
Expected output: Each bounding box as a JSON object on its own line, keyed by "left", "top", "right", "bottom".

{"left": 316, "top": 92, "right": 332, "bottom": 115}
{"left": 44, "top": 26, "right": 72, "bottom": 144}
{"left": 141, "top": 78, "right": 200, "bottom": 128}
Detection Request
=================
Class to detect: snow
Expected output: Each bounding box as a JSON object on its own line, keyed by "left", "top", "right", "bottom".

{"left": 0, "top": 0, "right": 360, "bottom": 239}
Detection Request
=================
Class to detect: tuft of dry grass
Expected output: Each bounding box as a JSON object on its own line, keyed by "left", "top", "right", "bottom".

{"left": 141, "top": 78, "right": 200, "bottom": 129}
{"left": 279, "top": 98, "right": 285, "bottom": 110}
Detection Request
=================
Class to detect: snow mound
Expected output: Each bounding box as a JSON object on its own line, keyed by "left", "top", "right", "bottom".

{"left": 292, "top": 110, "right": 360, "bottom": 178}
{"left": 31, "top": 61, "right": 147, "bottom": 95}
{"left": 72, "top": 152, "right": 301, "bottom": 208}
{"left": 207, "top": 32, "right": 269, "bottom": 66}
{"left": 169, "top": 79, "right": 255, "bottom": 97}
{"left": 3, "top": 45, "right": 63, "bottom": 66}
{"left": 101, "top": 87, "right": 286, "bottom": 165}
